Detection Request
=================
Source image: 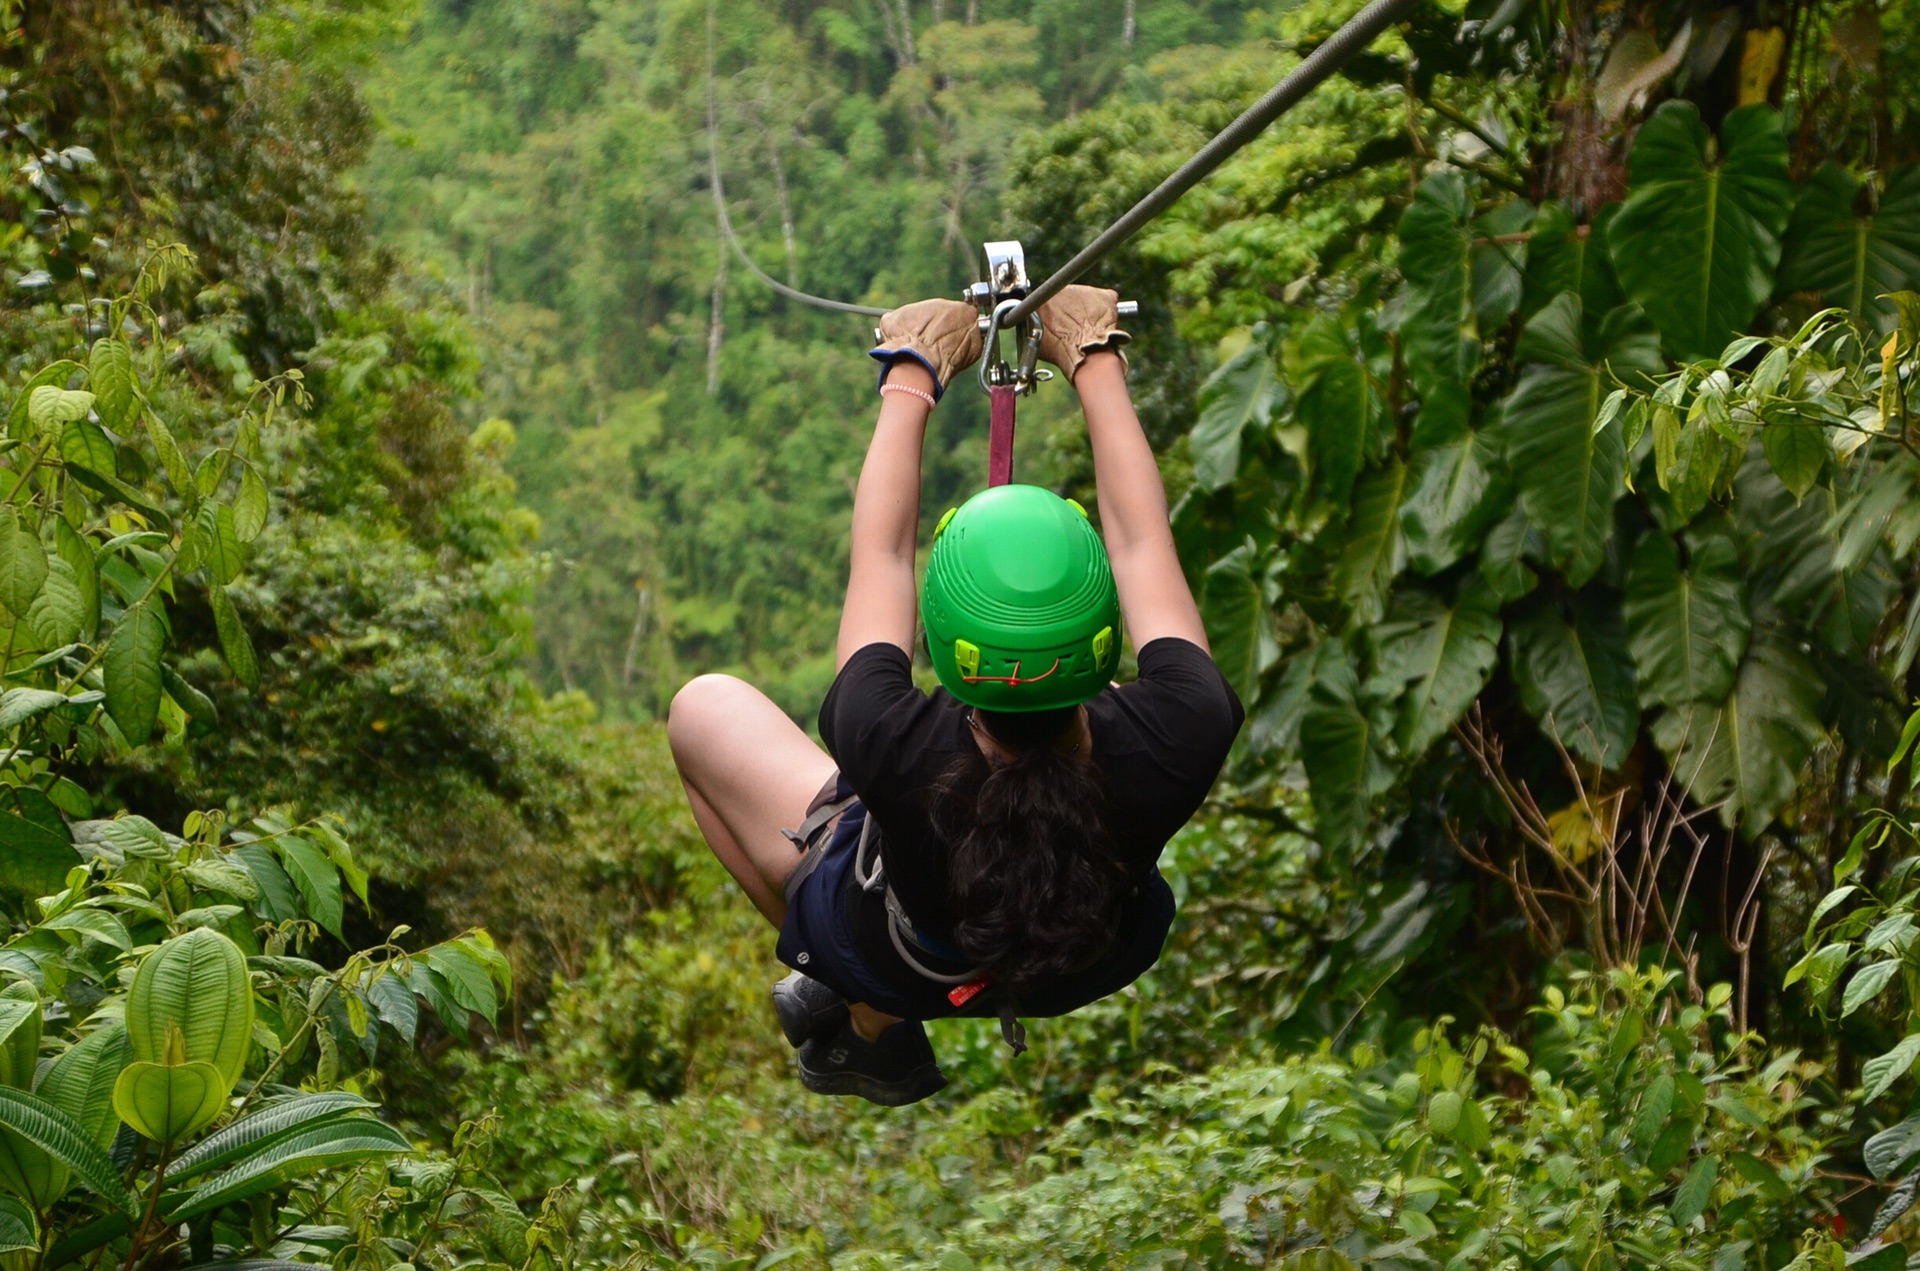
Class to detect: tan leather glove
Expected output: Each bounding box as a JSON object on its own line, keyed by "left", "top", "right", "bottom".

{"left": 869, "top": 299, "right": 983, "bottom": 402}
{"left": 1037, "top": 285, "right": 1131, "bottom": 383}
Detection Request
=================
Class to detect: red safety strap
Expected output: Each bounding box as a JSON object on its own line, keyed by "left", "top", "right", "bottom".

{"left": 988, "top": 384, "right": 1016, "bottom": 487}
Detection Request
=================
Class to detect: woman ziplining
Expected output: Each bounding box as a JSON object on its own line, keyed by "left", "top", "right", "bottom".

{"left": 667, "top": 286, "right": 1243, "bottom": 1105}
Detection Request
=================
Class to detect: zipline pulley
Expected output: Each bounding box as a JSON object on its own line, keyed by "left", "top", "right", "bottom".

{"left": 962, "top": 240, "right": 1137, "bottom": 487}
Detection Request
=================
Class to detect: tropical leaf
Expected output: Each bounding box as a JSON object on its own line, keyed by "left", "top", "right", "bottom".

{"left": 1200, "top": 544, "right": 1277, "bottom": 705}
{"left": 0, "top": 509, "right": 48, "bottom": 619}
{"left": 87, "top": 339, "right": 137, "bottom": 431}
{"left": 104, "top": 603, "right": 168, "bottom": 744}
{"left": 1371, "top": 582, "right": 1501, "bottom": 755}
{"left": 1670, "top": 1154, "right": 1718, "bottom": 1225}
{"left": 168, "top": 1093, "right": 377, "bottom": 1183}
{"left": 1623, "top": 529, "right": 1750, "bottom": 708}
{"left": 0, "top": 789, "right": 79, "bottom": 899}
{"left": 1610, "top": 103, "right": 1793, "bottom": 360}
{"left": 0, "top": 688, "right": 74, "bottom": 734}
{"left": 1863, "top": 1033, "right": 1920, "bottom": 1103}
{"left": 0, "top": 1195, "right": 33, "bottom": 1255}
{"left": 0, "top": 988, "right": 39, "bottom": 1090}
{"left": 54, "top": 520, "right": 98, "bottom": 639}
{"left": 1522, "top": 202, "right": 1626, "bottom": 327}
{"left": 1398, "top": 171, "right": 1479, "bottom": 392}
{"left": 1332, "top": 460, "right": 1407, "bottom": 623}
{"left": 1867, "top": 1113, "right": 1920, "bottom": 1181}
{"left": 1478, "top": 502, "right": 1543, "bottom": 603}
{"left": 1510, "top": 591, "right": 1637, "bottom": 767}
{"left": 1650, "top": 633, "right": 1826, "bottom": 833}
{"left": 1777, "top": 163, "right": 1920, "bottom": 330}
{"left": 111, "top": 1058, "right": 228, "bottom": 1146}
{"left": 0, "top": 1087, "right": 134, "bottom": 1213}
{"left": 26, "top": 560, "right": 86, "bottom": 648}
{"left": 165, "top": 1119, "right": 413, "bottom": 1222}
{"left": 211, "top": 585, "right": 259, "bottom": 690}
{"left": 1300, "top": 659, "right": 1387, "bottom": 859}
{"left": 1400, "top": 425, "right": 1508, "bottom": 576}
{"left": 28, "top": 388, "right": 94, "bottom": 434}
{"left": 235, "top": 466, "right": 270, "bottom": 542}
{"left": 1497, "top": 295, "right": 1662, "bottom": 585}
{"left": 8, "top": 363, "right": 81, "bottom": 440}
{"left": 278, "top": 836, "right": 344, "bottom": 940}
{"left": 38, "top": 1025, "right": 131, "bottom": 1152}
{"left": 1292, "top": 317, "right": 1380, "bottom": 509}
{"left": 1189, "top": 343, "right": 1279, "bottom": 492}
{"left": 59, "top": 419, "right": 116, "bottom": 475}
{"left": 125, "top": 929, "right": 253, "bottom": 1088}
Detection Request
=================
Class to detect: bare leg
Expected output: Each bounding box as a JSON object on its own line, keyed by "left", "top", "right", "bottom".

{"left": 849, "top": 1001, "right": 902, "bottom": 1042}
{"left": 667, "top": 673, "right": 836, "bottom": 929}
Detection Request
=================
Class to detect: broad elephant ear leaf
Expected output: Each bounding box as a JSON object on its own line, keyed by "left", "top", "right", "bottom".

{"left": 1398, "top": 170, "right": 1480, "bottom": 393}
{"left": 1624, "top": 528, "right": 1751, "bottom": 709}
{"left": 1651, "top": 633, "right": 1825, "bottom": 835}
{"left": 1777, "top": 163, "right": 1920, "bottom": 331}
{"left": 1189, "top": 343, "right": 1280, "bottom": 493}
{"left": 1291, "top": 316, "right": 1381, "bottom": 509}
{"left": 1300, "top": 657, "right": 1387, "bottom": 861}
{"left": 1370, "top": 581, "right": 1502, "bottom": 755}
{"left": 1400, "top": 422, "right": 1508, "bottom": 576}
{"left": 1496, "top": 295, "right": 1662, "bottom": 585}
{"left": 1609, "top": 102, "right": 1793, "bottom": 360}
{"left": 1200, "top": 544, "right": 1277, "bottom": 706}
{"left": 1510, "top": 590, "right": 1638, "bottom": 768}
{"left": 1333, "top": 460, "right": 1408, "bottom": 624}
{"left": 1522, "top": 202, "right": 1626, "bottom": 328}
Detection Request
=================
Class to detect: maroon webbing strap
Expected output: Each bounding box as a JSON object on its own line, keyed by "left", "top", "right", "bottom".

{"left": 988, "top": 384, "right": 1016, "bottom": 487}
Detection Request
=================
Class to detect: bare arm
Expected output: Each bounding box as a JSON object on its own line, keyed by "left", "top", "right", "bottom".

{"left": 1077, "top": 351, "right": 1208, "bottom": 651}
{"left": 837, "top": 360, "right": 936, "bottom": 669}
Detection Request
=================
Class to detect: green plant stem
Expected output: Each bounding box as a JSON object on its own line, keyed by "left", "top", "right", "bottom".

{"left": 56, "top": 555, "right": 175, "bottom": 696}
{"left": 1424, "top": 97, "right": 1512, "bottom": 157}
{"left": 4, "top": 435, "right": 58, "bottom": 506}
{"left": 119, "top": 1147, "right": 170, "bottom": 1271}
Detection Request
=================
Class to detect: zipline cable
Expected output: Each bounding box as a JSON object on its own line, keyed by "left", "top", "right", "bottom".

{"left": 709, "top": 0, "right": 1419, "bottom": 323}
{"left": 706, "top": 6, "right": 889, "bottom": 319}
{"left": 1003, "top": 0, "right": 1421, "bottom": 327}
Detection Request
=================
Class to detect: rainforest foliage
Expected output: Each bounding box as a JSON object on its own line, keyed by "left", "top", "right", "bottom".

{"left": 5, "top": 0, "right": 1920, "bottom": 1268}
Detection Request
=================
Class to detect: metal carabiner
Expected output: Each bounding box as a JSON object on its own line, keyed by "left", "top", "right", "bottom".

{"left": 977, "top": 299, "right": 1054, "bottom": 397}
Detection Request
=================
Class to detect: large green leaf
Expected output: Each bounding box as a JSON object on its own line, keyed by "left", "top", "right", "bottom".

{"left": 0, "top": 788, "right": 79, "bottom": 899}
{"left": 1199, "top": 544, "right": 1277, "bottom": 705}
{"left": 1292, "top": 317, "right": 1380, "bottom": 509}
{"left": 104, "top": 603, "right": 167, "bottom": 744}
{"left": 278, "top": 836, "right": 344, "bottom": 940}
{"left": 168, "top": 1093, "right": 377, "bottom": 1184}
{"left": 0, "top": 510, "right": 48, "bottom": 620}
{"left": 1372, "top": 582, "right": 1501, "bottom": 755}
{"left": 1398, "top": 171, "right": 1480, "bottom": 392}
{"left": 1777, "top": 164, "right": 1920, "bottom": 330}
{"left": 54, "top": 520, "right": 98, "bottom": 639}
{"left": 1651, "top": 633, "right": 1825, "bottom": 834}
{"left": 0, "top": 987, "right": 39, "bottom": 1089}
{"left": 1332, "top": 460, "right": 1407, "bottom": 623}
{"left": 1522, "top": 202, "right": 1626, "bottom": 327}
{"left": 1610, "top": 103, "right": 1793, "bottom": 361}
{"left": 1623, "top": 529, "right": 1750, "bottom": 708}
{"left": 125, "top": 929, "right": 253, "bottom": 1088}
{"left": 26, "top": 560, "right": 85, "bottom": 648}
{"left": 87, "top": 338, "right": 136, "bottom": 432}
{"left": 0, "top": 1195, "right": 33, "bottom": 1255}
{"left": 1497, "top": 296, "right": 1662, "bottom": 585}
{"left": 0, "top": 1087, "right": 134, "bottom": 1213}
{"left": 34, "top": 1025, "right": 131, "bottom": 1205}
{"left": 1189, "top": 344, "right": 1279, "bottom": 492}
{"left": 1300, "top": 659, "right": 1387, "bottom": 859}
{"left": 211, "top": 585, "right": 259, "bottom": 690}
{"left": 1510, "top": 591, "right": 1637, "bottom": 767}
{"left": 166, "top": 1118, "right": 413, "bottom": 1222}
{"left": 111, "top": 1059, "right": 228, "bottom": 1146}
{"left": 1400, "top": 426, "right": 1507, "bottom": 576}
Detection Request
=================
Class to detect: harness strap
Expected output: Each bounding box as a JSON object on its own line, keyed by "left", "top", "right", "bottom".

{"left": 854, "top": 810, "right": 1029, "bottom": 1053}
{"left": 988, "top": 384, "right": 1016, "bottom": 487}
{"left": 782, "top": 792, "right": 859, "bottom": 851}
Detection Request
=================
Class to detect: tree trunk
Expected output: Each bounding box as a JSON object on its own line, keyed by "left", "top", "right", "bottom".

{"left": 705, "top": 0, "right": 726, "bottom": 395}
{"left": 1123, "top": 0, "right": 1135, "bottom": 46}
{"left": 765, "top": 127, "right": 799, "bottom": 287}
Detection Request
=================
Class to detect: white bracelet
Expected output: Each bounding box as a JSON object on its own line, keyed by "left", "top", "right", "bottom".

{"left": 879, "top": 382, "right": 937, "bottom": 409}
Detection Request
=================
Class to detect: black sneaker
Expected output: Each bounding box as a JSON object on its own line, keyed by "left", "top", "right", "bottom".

{"left": 797, "top": 1018, "right": 947, "bottom": 1107}
{"left": 771, "top": 971, "right": 848, "bottom": 1048}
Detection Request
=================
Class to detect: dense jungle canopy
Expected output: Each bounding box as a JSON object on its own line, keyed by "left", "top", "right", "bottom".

{"left": 2, "top": 0, "right": 1920, "bottom": 1266}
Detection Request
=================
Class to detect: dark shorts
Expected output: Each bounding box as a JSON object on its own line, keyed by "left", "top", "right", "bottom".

{"left": 775, "top": 776, "right": 1178, "bottom": 1021}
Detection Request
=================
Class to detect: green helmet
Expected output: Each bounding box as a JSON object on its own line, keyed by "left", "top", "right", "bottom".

{"left": 921, "top": 484, "right": 1122, "bottom": 712}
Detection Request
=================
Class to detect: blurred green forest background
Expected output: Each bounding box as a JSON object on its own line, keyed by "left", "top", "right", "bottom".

{"left": 5, "top": 0, "right": 1920, "bottom": 1267}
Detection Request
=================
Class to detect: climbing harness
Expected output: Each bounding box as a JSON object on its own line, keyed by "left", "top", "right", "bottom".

{"left": 852, "top": 807, "right": 1029, "bottom": 1054}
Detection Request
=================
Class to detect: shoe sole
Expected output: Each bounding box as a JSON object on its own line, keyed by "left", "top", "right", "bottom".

{"left": 797, "top": 1058, "right": 947, "bottom": 1107}
{"left": 772, "top": 978, "right": 849, "bottom": 1049}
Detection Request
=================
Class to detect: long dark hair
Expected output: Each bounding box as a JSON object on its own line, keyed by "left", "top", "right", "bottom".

{"left": 930, "top": 705, "right": 1129, "bottom": 992}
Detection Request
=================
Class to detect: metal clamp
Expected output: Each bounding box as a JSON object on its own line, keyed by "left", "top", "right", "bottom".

{"left": 965, "top": 238, "right": 1136, "bottom": 396}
